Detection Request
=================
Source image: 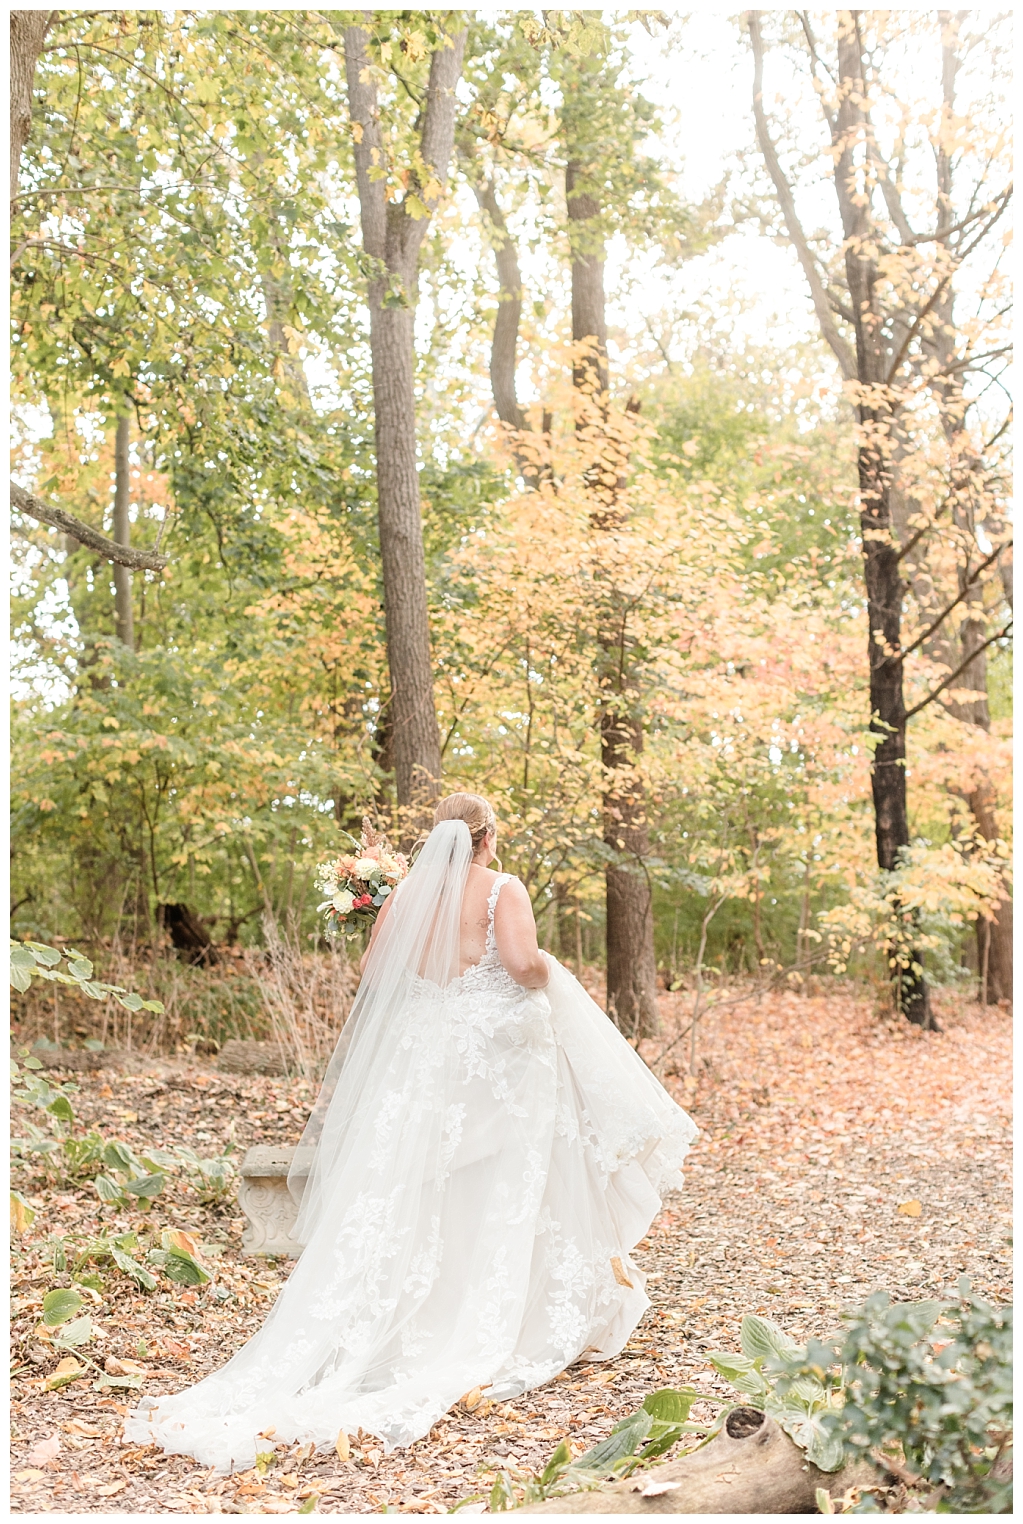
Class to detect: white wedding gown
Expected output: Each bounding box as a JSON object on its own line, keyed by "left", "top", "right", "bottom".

{"left": 125, "top": 852, "right": 697, "bottom": 1474}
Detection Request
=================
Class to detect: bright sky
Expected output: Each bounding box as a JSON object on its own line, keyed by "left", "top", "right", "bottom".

{"left": 610, "top": 11, "right": 824, "bottom": 358}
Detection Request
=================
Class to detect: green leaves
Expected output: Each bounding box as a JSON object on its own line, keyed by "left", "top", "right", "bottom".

{"left": 537, "top": 1440, "right": 572, "bottom": 1489}
{"left": 122, "top": 1173, "right": 167, "bottom": 1200}
{"left": 705, "top": 1287, "right": 1014, "bottom": 1505}
{"left": 574, "top": 1407, "right": 653, "bottom": 1473}
{"left": 8, "top": 940, "right": 164, "bottom": 1013}
{"left": 52, "top": 1314, "right": 94, "bottom": 1350}
{"left": 111, "top": 1247, "right": 159, "bottom": 1292}
{"left": 707, "top": 1350, "right": 770, "bottom": 1399}
{"left": 42, "top": 1287, "right": 83, "bottom": 1326}
{"left": 819, "top": 1285, "right": 1013, "bottom": 1511}
{"left": 47, "top": 1094, "right": 75, "bottom": 1127}
{"left": 489, "top": 1384, "right": 714, "bottom": 1509}
{"left": 739, "top": 1314, "right": 802, "bottom": 1362}
{"left": 707, "top": 1315, "right": 846, "bottom": 1472}
{"left": 147, "top": 1230, "right": 211, "bottom": 1286}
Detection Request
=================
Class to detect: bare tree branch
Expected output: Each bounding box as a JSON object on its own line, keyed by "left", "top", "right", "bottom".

{"left": 904, "top": 185, "right": 1012, "bottom": 246}
{"left": 866, "top": 133, "right": 917, "bottom": 244}
{"left": 471, "top": 176, "right": 529, "bottom": 433}
{"left": 905, "top": 620, "right": 1013, "bottom": 719}
{"left": 887, "top": 541, "right": 1010, "bottom": 665}
{"left": 796, "top": 12, "right": 837, "bottom": 131}
{"left": 10, "top": 482, "right": 169, "bottom": 570}
{"left": 748, "top": 12, "right": 856, "bottom": 380}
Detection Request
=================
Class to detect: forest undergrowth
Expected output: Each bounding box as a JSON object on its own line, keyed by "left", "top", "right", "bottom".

{"left": 10, "top": 983, "right": 1011, "bottom": 1515}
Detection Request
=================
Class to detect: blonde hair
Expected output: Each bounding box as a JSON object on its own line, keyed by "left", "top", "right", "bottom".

{"left": 432, "top": 792, "right": 499, "bottom": 865}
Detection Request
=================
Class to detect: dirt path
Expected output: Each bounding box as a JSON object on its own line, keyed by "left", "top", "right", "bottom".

{"left": 11, "top": 986, "right": 1011, "bottom": 1514}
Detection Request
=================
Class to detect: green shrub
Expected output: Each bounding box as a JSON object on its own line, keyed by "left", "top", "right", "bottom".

{"left": 768, "top": 1283, "right": 1011, "bottom": 1513}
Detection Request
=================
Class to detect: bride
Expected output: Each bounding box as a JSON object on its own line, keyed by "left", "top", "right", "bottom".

{"left": 125, "top": 793, "right": 697, "bottom": 1474}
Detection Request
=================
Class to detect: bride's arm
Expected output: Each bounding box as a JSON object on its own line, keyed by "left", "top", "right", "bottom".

{"left": 494, "top": 879, "right": 549, "bottom": 989}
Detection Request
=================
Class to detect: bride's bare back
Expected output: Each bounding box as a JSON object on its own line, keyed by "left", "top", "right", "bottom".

{"left": 364, "top": 861, "right": 548, "bottom": 988}
{"left": 459, "top": 865, "right": 548, "bottom": 986}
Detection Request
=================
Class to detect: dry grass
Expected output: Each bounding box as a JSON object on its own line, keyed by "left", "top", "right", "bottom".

{"left": 242, "top": 915, "right": 358, "bottom": 1077}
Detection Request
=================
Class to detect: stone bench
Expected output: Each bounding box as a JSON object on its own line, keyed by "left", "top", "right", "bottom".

{"left": 237, "top": 1146, "right": 307, "bottom": 1257}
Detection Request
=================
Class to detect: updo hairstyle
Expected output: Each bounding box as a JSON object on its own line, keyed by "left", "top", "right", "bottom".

{"left": 432, "top": 792, "right": 499, "bottom": 865}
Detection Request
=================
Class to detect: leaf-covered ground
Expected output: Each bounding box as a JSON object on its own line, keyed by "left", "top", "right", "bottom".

{"left": 10, "top": 984, "right": 1011, "bottom": 1514}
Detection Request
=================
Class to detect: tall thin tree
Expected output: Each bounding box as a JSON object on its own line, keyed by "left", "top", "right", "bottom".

{"left": 343, "top": 17, "right": 467, "bottom": 820}
{"left": 562, "top": 51, "right": 659, "bottom": 1040}
{"left": 112, "top": 413, "right": 135, "bottom": 649}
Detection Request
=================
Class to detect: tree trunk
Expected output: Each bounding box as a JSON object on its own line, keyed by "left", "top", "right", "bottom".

{"left": 471, "top": 176, "right": 551, "bottom": 489}
{"left": 10, "top": 10, "right": 54, "bottom": 204}
{"left": 343, "top": 19, "right": 466, "bottom": 821}
{"left": 473, "top": 179, "right": 527, "bottom": 433}
{"left": 924, "top": 13, "right": 1012, "bottom": 1001}
{"left": 832, "top": 22, "right": 929, "bottom": 1026}
{"left": 603, "top": 713, "right": 658, "bottom": 1039}
{"left": 112, "top": 413, "right": 135, "bottom": 649}
{"left": 517, "top": 1407, "right": 880, "bottom": 1514}
{"left": 749, "top": 14, "right": 933, "bottom": 1026}
{"left": 567, "top": 159, "right": 658, "bottom": 1039}
{"left": 969, "top": 783, "right": 1013, "bottom": 1004}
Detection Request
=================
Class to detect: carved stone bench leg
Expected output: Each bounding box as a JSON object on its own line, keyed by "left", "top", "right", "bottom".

{"left": 237, "top": 1146, "right": 306, "bottom": 1257}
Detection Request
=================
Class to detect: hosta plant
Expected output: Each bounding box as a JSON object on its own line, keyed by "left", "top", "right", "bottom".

{"left": 485, "top": 1387, "right": 718, "bottom": 1511}
{"left": 707, "top": 1313, "right": 846, "bottom": 1471}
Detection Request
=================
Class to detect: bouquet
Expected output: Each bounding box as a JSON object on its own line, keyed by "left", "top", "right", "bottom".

{"left": 315, "top": 818, "right": 408, "bottom": 939}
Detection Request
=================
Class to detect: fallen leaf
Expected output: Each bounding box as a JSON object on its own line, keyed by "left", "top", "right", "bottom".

{"left": 610, "top": 1256, "right": 634, "bottom": 1288}
{"left": 94, "top": 1480, "right": 129, "bottom": 1497}
{"left": 105, "top": 1356, "right": 146, "bottom": 1376}
{"left": 66, "top": 1420, "right": 104, "bottom": 1437}
{"left": 898, "top": 1200, "right": 922, "bottom": 1217}
{"left": 25, "top": 1434, "right": 61, "bottom": 1467}
{"left": 46, "top": 1357, "right": 85, "bottom": 1390}
{"left": 11, "top": 1190, "right": 36, "bottom": 1232}
{"left": 165, "top": 1229, "right": 205, "bottom": 1261}
{"left": 335, "top": 1429, "right": 350, "bottom": 1461}
{"left": 14, "top": 1470, "right": 47, "bottom": 1483}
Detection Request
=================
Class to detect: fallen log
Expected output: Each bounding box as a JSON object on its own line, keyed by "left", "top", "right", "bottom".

{"left": 516, "top": 1407, "right": 880, "bottom": 1514}
{"left": 218, "top": 1039, "right": 290, "bottom": 1076}
{"left": 28, "top": 1044, "right": 143, "bottom": 1074}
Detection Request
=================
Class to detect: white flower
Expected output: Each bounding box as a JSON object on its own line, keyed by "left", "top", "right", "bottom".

{"left": 354, "top": 856, "right": 379, "bottom": 878}
{"left": 332, "top": 889, "right": 355, "bottom": 914}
